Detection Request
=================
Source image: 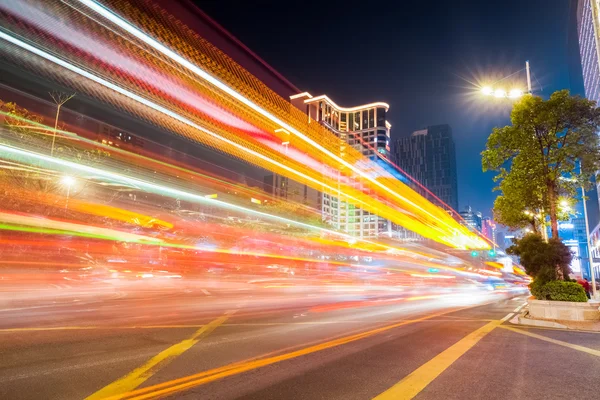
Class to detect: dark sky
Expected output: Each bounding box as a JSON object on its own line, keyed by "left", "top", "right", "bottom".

{"left": 197, "top": 0, "right": 583, "bottom": 217}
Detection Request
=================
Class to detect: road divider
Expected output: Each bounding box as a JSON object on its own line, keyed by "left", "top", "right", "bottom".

{"left": 103, "top": 305, "right": 490, "bottom": 400}
{"left": 85, "top": 312, "right": 233, "bottom": 400}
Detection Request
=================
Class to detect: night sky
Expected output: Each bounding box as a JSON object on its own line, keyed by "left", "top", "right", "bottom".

{"left": 197, "top": 0, "right": 583, "bottom": 218}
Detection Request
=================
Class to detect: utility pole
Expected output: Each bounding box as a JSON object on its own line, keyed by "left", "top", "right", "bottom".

{"left": 49, "top": 92, "right": 75, "bottom": 157}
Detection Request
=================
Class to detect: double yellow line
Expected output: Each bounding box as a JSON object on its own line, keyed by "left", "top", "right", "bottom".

{"left": 96, "top": 307, "right": 480, "bottom": 400}
{"left": 86, "top": 313, "right": 232, "bottom": 400}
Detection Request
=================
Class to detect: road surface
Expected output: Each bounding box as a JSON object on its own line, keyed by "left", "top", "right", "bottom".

{"left": 1, "top": 283, "right": 599, "bottom": 400}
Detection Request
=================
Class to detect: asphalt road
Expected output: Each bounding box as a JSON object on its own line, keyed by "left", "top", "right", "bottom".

{"left": 1, "top": 284, "right": 599, "bottom": 400}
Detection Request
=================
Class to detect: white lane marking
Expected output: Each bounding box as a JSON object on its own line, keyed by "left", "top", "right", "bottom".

{"left": 513, "top": 303, "right": 527, "bottom": 313}
{"left": 501, "top": 302, "right": 527, "bottom": 322}
{"left": 201, "top": 289, "right": 211, "bottom": 296}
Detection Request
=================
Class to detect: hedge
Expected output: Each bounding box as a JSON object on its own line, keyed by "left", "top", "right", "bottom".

{"left": 529, "top": 280, "right": 588, "bottom": 302}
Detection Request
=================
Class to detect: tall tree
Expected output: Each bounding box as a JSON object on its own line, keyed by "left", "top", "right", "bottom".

{"left": 482, "top": 90, "right": 600, "bottom": 238}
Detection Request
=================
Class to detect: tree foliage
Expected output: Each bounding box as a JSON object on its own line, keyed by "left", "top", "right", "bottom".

{"left": 482, "top": 90, "right": 600, "bottom": 238}
{"left": 507, "top": 233, "right": 573, "bottom": 282}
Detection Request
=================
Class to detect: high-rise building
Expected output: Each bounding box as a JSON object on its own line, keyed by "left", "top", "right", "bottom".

{"left": 263, "top": 174, "right": 321, "bottom": 210}
{"left": 459, "top": 206, "right": 482, "bottom": 232}
{"left": 577, "top": 0, "right": 600, "bottom": 104}
{"left": 494, "top": 230, "right": 506, "bottom": 251}
{"left": 392, "top": 124, "right": 458, "bottom": 211}
{"left": 481, "top": 217, "right": 496, "bottom": 241}
{"left": 575, "top": 0, "right": 600, "bottom": 280}
{"left": 290, "top": 92, "right": 391, "bottom": 238}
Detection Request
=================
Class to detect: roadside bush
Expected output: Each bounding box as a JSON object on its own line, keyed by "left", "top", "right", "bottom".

{"left": 530, "top": 280, "right": 587, "bottom": 302}
{"left": 529, "top": 279, "right": 546, "bottom": 300}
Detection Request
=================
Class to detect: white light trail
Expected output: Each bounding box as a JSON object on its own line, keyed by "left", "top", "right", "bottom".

{"left": 74, "top": 0, "right": 465, "bottom": 235}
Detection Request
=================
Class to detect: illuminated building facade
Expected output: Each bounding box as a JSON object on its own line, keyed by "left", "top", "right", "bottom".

{"left": 263, "top": 174, "right": 321, "bottom": 210}
{"left": 576, "top": 0, "right": 600, "bottom": 280}
{"left": 392, "top": 125, "right": 458, "bottom": 212}
{"left": 459, "top": 207, "right": 482, "bottom": 233}
{"left": 481, "top": 217, "right": 496, "bottom": 241}
{"left": 291, "top": 92, "right": 391, "bottom": 238}
{"left": 577, "top": 0, "right": 600, "bottom": 105}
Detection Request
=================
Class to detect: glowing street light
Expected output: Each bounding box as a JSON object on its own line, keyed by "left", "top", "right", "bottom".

{"left": 481, "top": 86, "right": 493, "bottom": 96}
{"left": 509, "top": 89, "right": 524, "bottom": 98}
{"left": 480, "top": 61, "right": 532, "bottom": 100}
{"left": 60, "top": 175, "right": 75, "bottom": 209}
{"left": 61, "top": 175, "right": 76, "bottom": 187}
{"left": 494, "top": 89, "right": 507, "bottom": 98}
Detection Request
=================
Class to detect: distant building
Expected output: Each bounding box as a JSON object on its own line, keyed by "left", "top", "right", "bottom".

{"left": 577, "top": 0, "right": 600, "bottom": 105}
{"left": 263, "top": 174, "right": 321, "bottom": 211}
{"left": 576, "top": 0, "right": 600, "bottom": 281}
{"left": 481, "top": 217, "right": 496, "bottom": 241}
{"left": 554, "top": 212, "right": 591, "bottom": 280}
{"left": 494, "top": 230, "right": 506, "bottom": 251}
{"left": 392, "top": 124, "right": 458, "bottom": 211}
{"left": 459, "top": 206, "right": 482, "bottom": 232}
{"left": 290, "top": 92, "right": 391, "bottom": 239}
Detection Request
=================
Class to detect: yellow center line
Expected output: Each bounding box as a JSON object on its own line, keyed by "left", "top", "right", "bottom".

{"left": 0, "top": 319, "right": 496, "bottom": 333}
{"left": 373, "top": 320, "right": 501, "bottom": 400}
{"left": 85, "top": 313, "right": 232, "bottom": 400}
{"left": 105, "top": 305, "right": 488, "bottom": 400}
{"left": 499, "top": 326, "right": 600, "bottom": 357}
{"left": 0, "top": 325, "right": 206, "bottom": 332}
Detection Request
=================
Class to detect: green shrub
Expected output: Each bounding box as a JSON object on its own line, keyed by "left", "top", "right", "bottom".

{"left": 529, "top": 279, "right": 546, "bottom": 300}
{"left": 531, "top": 280, "right": 588, "bottom": 302}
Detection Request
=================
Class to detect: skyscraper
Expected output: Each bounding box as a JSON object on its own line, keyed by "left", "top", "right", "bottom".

{"left": 290, "top": 92, "right": 391, "bottom": 238}
{"left": 575, "top": 0, "right": 600, "bottom": 280}
{"left": 459, "top": 206, "right": 482, "bottom": 233}
{"left": 577, "top": 0, "right": 600, "bottom": 104}
{"left": 393, "top": 124, "right": 458, "bottom": 211}
{"left": 481, "top": 217, "right": 496, "bottom": 241}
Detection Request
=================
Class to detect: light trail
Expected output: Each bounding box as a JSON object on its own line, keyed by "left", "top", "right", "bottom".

{"left": 0, "top": 141, "right": 440, "bottom": 260}
{"left": 73, "top": 0, "right": 477, "bottom": 240}
{"left": 0, "top": 29, "right": 482, "bottom": 248}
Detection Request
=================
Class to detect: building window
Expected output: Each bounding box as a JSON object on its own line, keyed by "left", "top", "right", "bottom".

{"left": 376, "top": 108, "right": 386, "bottom": 127}
{"left": 362, "top": 110, "right": 368, "bottom": 129}
{"left": 369, "top": 109, "right": 375, "bottom": 128}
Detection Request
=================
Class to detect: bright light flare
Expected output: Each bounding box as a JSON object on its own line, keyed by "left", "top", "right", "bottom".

{"left": 508, "top": 89, "right": 523, "bottom": 98}
{"left": 60, "top": 175, "right": 75, "bottom": 186}
{"left": 481, "top": 86, "right": 493, "bottom": 96}
{"left": 494, "top": 89, "right": 506, "bottom": 98}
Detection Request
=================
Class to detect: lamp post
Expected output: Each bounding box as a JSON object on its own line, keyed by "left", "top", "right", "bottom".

{"left": 480, "top": 61, "right": 532, "bottom": 99}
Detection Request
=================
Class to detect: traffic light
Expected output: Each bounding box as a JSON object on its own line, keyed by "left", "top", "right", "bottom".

{"left": 470, "top": 251, "right": 479, "bottom": 257}
{"left": 488, "top": 249, "right": 496, "bottom": 257}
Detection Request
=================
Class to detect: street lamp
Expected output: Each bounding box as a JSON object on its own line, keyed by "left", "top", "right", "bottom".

{"left": 480, "top": 60, "right": 532, "bottom": 99}
{"left": 60, "top": 175, "right": 75, "bottom": 209}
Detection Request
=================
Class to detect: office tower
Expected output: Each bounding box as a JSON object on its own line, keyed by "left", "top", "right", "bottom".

{"left": 290, "top": 92, "right": 391, "bottom": 238}
{"left": 392, "top": 124, "right": 458, "bottom": 211}
{"left": 459, "top": 206, "right": 482, "bottom": 232}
